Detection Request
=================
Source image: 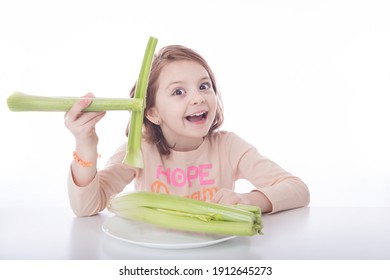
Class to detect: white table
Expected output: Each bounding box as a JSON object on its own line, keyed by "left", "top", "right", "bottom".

{"left": 1, "top": 207, "right": 389, "bottom": 259}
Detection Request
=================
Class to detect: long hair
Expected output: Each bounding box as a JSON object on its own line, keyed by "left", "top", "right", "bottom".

{"left": 126, "top": 45, "right": 224, "bottom": 156}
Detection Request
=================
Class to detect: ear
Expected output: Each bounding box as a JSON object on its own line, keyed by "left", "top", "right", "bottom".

{"left": 145, "top": 107, "right": 161, "bottom": 125}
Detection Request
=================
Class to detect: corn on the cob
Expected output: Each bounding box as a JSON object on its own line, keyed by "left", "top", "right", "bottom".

{"left": 108, "top": 192, "right": 263, "bottom": 236}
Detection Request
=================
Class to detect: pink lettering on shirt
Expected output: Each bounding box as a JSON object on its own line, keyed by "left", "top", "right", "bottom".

{"left": 156, "top": 165, "right": 170, "bottom": 184}
{"left": 172, "top": 168, "right": 186, "bottom": 187}
{"left": 187, "top": 166, "right": 198, "bottom": 187}
{"left": 199, "top": 164, "right": 214, "bottom": 185}
{"left": 155, "top": 164, "right": 214, "bottom": 188}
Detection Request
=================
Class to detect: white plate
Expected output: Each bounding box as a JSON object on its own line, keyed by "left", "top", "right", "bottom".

{"left": 102, "top": 216, "right": 236, "bottom": 249}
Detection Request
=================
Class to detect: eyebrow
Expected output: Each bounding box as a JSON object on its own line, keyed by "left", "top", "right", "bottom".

{"left": 165, "top": 76, "right": 211, "bottom": 90}
{"left": 165, "top": 81, "right": 184, "bottom": 90}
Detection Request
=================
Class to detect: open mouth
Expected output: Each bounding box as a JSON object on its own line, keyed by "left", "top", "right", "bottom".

{"left": 185, "top": 111, "right": 208, "bottom": 123}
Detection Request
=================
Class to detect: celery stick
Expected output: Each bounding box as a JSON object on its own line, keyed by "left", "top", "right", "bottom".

{"left": 7, "top": 92, "right": 143, "bottom": 112}
{"left": 123, "top": 36, "right": 158, "bottom": 168}
{"left": 109, "top": 191, "right": 256, "bottom": 223}
{"left": 115, "top": 207, "right": 260, "bottom": 236}
{"left": 108, "top": 192, "right": 264, "bottom": 236}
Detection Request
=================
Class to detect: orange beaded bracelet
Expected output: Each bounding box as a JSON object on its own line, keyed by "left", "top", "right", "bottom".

{"left": 73, "top": 151, "right": 100, "bottom": 167}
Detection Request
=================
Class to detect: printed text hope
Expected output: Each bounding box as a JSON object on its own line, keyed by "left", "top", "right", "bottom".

{"left": 156, "top": 164, "right": 214, "bottom": 187}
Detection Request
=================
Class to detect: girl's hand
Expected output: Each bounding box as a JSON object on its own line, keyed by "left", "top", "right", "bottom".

{"left": 65, "top": 93, "right": 106, "bottom": 187}
{"left": 64, "top": 93, "right": 106, "bottom": 146}
{"left": 212, "top": 188, "right": 272, "bottom": 213}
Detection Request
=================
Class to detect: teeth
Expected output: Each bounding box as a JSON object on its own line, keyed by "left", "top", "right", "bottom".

{"left": 190, "top": 112, "right": 205, "bottom": 117}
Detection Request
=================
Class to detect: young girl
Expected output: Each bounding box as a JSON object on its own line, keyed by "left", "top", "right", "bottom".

{"left": 65, "top": 45, "right": 310, "bottom": 217}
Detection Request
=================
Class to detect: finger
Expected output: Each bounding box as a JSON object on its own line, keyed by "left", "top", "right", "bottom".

{"left": 87, "top": 111, "right": 106, "bottom": 126}
{"left": 66, "top": 97, "right": 92, "bottom": 122}
{"left": 211, "top": 189, "right": 231, "bottom": 203}
{"left": 65, "top": 112, "right": 106, "bottom": 141}
{"left": 66, "top": 93, "right": 95, "bottom": 119}
{"left": 71, "top": 112, "right": 106, "bottom": 131}
{"left": 211, "top": 191, "right": 223, "bottom": 203}
{"left": 213, "top": 189, "right": 242, "bottom": 205}
{"left": 84, "top": 92, "right": 95, "bottom": 98}
{"left": 64, "top": 110, "right": 104, "bottom": 135}
{"left": 219, "top": 196, "right": 240, "bottom": 205}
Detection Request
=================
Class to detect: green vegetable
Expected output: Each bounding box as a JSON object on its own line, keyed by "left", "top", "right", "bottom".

{"left": 6, "top": 92, "right": 143, "bottom": 112}
{"left": 123, "top": 36, "right": 158, "bottom": 168}
{"left": 108, "top": 191, "right": 263, "bottom": 236}
{"left": 6, "top": 36, "right": 158, "bottom": 169}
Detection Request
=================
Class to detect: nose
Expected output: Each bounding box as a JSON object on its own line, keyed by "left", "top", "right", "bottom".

{"left": 191, "top": 90, "right": 205, "bottom": 105}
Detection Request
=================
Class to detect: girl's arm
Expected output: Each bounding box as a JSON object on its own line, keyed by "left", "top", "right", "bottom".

{"left": 64, "top": 93, "right": 106, "bottom": 186}
{"left": 212, "top": 132, "right": 309, "bottom": 213}
{"left": 67, "top": 144, "right": 136, "bottom": 217}
{"left": 65, "top": 94, "right": 137, "bottom": 217}
{"left": 212, "top": 188, "right": 272, "bottom": 213}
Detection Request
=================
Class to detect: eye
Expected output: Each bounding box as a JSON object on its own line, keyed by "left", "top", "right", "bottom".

{"left": 172, "top": 88, "right": 185, "bottom": 96}
{"left": 200, "top": 82, "right": 211, "bottom": 90}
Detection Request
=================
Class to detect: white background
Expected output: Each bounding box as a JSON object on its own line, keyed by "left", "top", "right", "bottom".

{"left": 0, "top": 0, "right": 389, "bottom": 209}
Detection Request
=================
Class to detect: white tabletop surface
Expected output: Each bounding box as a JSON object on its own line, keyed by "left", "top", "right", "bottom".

{"left": 1, "top": 206, "right": 389, "bottom": 260}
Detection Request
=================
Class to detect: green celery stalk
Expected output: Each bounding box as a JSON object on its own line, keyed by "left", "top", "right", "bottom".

{"left": 109, "top": 191, "right": 256, "bottom": 223}
{"left": 123, "top": 36, "right": 158, "bottom": 168}
{"left": 114, "top": 207, "right": 260, "bottom": 236}
{"left": 108, "top": 191, "right": 263, "bottom": 236}
{"left": 6, "top": 92, "right": 144, "bottom": 112}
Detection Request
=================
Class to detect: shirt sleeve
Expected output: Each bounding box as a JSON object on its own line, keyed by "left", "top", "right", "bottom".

{"left": 67, "top": 143, "right": 137, "bottom": 216}
{"left": 226, "top": 133, "right": 310, "bottom": 213}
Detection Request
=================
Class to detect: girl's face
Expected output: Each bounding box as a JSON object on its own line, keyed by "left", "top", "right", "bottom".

{"left": 147, "top": 60, "right": 217, "bottom": 152}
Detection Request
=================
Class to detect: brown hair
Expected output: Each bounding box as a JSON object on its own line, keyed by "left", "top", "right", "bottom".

{"left": 126, "top": 45, "right": 224, "bottom": 156}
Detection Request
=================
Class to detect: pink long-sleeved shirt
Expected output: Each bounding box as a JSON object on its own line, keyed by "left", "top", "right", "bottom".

{"left": 68, "top": 131, "right": 309, "bottom": 216}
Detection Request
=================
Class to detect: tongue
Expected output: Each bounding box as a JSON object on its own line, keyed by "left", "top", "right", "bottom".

{"left": 186, "top": 115, "right": 203, "bottom": 122}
